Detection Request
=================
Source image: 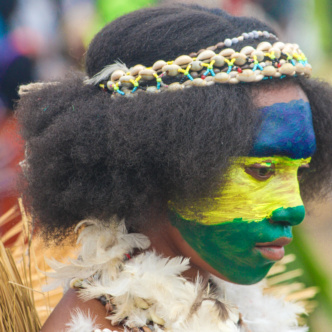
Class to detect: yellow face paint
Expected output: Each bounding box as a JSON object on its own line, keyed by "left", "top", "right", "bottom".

{"left": 170, "top": 156, "right": 311, "bottom": 225}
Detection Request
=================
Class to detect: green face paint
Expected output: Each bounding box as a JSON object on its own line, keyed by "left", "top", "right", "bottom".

{"left": 169, "top": 206, "right": 305, "bottom": 284}
{"left": 168, "top": 156, "right": 310, "bottom": 284}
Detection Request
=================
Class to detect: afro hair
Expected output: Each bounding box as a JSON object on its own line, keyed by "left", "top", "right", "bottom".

{"left": 16, "top": 4, "right": 332, "bottom": 243}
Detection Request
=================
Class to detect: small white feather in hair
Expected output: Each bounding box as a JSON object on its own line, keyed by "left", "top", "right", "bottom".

{"left": 84, "top": 61, "right": 129, "bottom": 85}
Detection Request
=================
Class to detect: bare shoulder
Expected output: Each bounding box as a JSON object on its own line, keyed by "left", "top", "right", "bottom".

{"left": 41, "top": 288, "right": 124, "bottom": 332}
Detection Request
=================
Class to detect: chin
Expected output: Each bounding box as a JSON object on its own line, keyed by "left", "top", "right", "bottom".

{"left": 207, "top": 261, "right": 275, "bottom": 285}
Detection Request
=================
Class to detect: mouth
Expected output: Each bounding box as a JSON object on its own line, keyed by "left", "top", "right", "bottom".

{"left": 255, "top": 237, "right": 292, "bottom": 261}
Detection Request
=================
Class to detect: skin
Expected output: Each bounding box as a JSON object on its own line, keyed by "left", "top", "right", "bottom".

{"left": 169, "top": 86, "right": 315, "bottom": 284}
{"left": 42, "top": 84, "right": 314, "bottom": 331}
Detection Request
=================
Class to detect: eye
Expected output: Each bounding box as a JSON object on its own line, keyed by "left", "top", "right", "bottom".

{"left": 245, "top": 164, "right": 275, "bottom": 181}
{"left": 297, "top": 165, "right": 310, "bottom": 180}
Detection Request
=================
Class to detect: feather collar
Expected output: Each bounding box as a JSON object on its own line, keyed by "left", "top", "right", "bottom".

{"left": 46, "top": 218, "right": 308, "bottom": 332}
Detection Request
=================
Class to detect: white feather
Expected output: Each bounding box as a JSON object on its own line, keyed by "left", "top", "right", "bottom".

{"left": 84, "top": 61, "right": 129, "bottom": 85}
{"left": 65, "top": 309, "right": 99, "bottom": 332}
{"left": 44, "top": 217, "right": 150, "bottom": 290}
{"left": 213, "top": 277, "right": 308, "bottom": 332}
{"left": 174, "top": 300, "right": 240, "bottom": 332}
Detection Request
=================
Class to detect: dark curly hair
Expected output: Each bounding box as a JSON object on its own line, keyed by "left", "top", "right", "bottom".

{"left": 16, "top": 4, "right": 332, "bottom": 243}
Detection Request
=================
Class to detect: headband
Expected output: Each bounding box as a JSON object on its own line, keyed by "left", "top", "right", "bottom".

{"left": 84, "top": 29, "right": 312, "bottom": 97}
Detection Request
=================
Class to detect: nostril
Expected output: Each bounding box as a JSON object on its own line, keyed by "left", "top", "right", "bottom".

{"left": 268, "top": 218, "right": 290, "bottom": 226}
{"left": 269, "top": 206, "right": 305, "bottom": 226}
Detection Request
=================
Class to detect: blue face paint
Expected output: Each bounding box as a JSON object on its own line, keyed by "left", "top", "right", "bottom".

{"left": 250, "top": 100, "right": 316, "bottom": 159}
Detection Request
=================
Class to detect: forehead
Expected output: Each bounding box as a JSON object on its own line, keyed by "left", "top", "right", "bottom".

{"left": 249, "top": 99, "right": 316, "bottom": 159}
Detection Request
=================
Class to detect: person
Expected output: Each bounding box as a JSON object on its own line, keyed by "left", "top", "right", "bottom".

{"left": 16, "top": 4, "right": 332, "bottom": 332}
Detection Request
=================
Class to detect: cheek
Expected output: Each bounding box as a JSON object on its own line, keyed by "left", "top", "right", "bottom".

{"left": 216, "top": 167, "right": 303, "bottom": 222}
{"left": 169, "top": 212, "right": 286, "bottom": 284}
{"left": 170, "top": 165, "right": 303, "bottom": 225}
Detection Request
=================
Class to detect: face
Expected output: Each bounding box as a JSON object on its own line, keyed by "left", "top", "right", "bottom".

{"left": 168, "top": 86, "right": 316, "bottom": 284}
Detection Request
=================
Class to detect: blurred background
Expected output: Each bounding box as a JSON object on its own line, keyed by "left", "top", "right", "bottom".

{"left": 0, "top": 0, "right": 331, "bottom": 330}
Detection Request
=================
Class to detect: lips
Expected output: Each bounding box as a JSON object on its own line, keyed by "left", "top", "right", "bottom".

{"left": 255, "top": 237, "right": 292, "bottom": 261}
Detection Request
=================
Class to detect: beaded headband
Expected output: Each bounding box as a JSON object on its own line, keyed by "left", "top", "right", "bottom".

{"left": 85, "top": 30, "right": 312, "bottom": 97}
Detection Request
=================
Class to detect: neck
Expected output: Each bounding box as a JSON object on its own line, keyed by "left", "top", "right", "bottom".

{"left": 141, "top": 215, "right": 211, "bottom": 283}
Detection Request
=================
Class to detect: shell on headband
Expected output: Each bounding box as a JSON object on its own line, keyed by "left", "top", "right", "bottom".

{"left": 84, "top": 30, "right": 312, "bottom": 97}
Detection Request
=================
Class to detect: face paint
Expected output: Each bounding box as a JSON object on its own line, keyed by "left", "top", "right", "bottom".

{"left": 170, "top": 156, "right": 311, "bottom": 225}
{"left": 169, "top": 100, "right": 316, "bottom": 284}
{"left": 250, "top": 99, "right": 316, "bottom": 158}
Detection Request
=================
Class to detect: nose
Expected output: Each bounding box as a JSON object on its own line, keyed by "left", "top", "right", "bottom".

{"left": 270, "top": 205, "right": 305, "bottom": 226}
